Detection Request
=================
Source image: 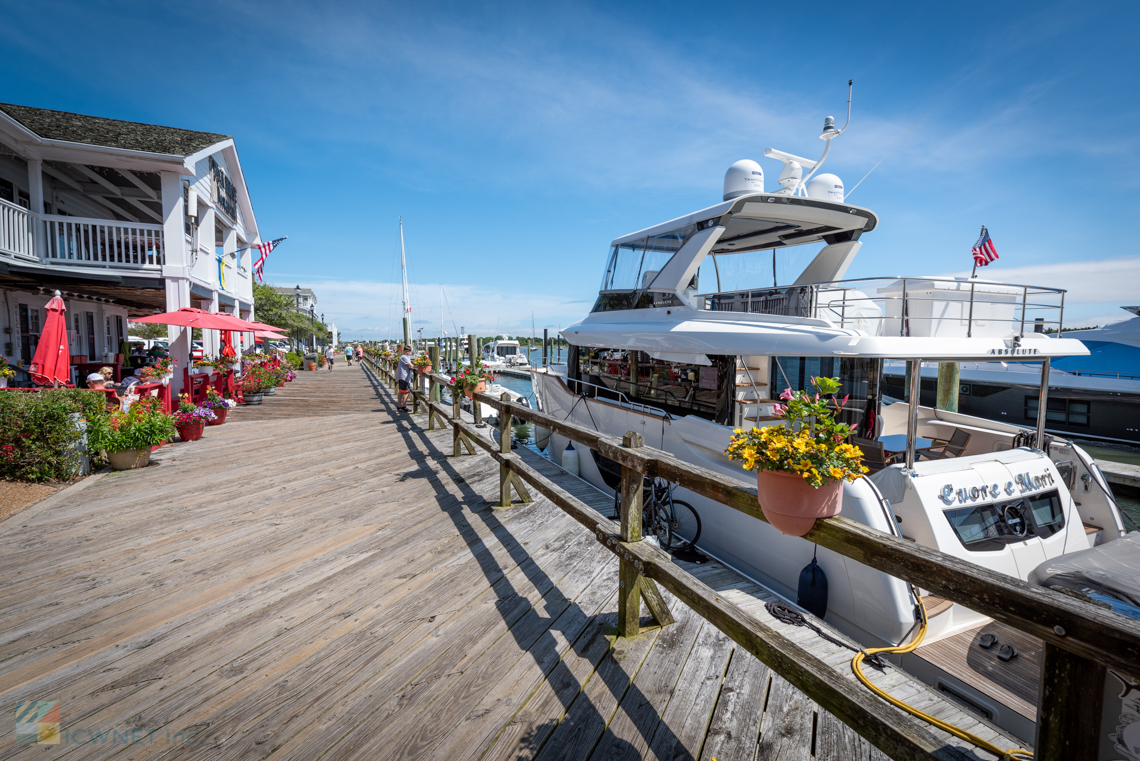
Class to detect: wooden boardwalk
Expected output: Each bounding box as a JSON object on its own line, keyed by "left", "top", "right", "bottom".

{"left": 0, "top": 364, "right": 1015, "bottom": 760}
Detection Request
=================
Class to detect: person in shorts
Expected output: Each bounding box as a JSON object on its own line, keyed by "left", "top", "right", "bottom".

{"left": 396, "top": 345, "right": 414, "bottom": 411}
{"left": 325, "top": 345, "right": 335, "bottom": 371}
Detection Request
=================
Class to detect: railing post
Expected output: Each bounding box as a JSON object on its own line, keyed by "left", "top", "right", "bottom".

{"left": 428, "top": 346, "right": 440, "bottom": 430}
{"left": 498, "top": 392, "right": 513, "bottom": 507}
{"left": 899, "top": 278, "right": 907, "bottom": 336}
{"left": 1035, "top": 643, "right": 1106, "bottom": 761}
{"left": 966, "top": 280, "right": 976, "bottom": 338}
{"left": 1020, "top": 285, "right": 1028, "bottom": 338}
{"left": 1036, "top": 357, "right": 1051, "bottom": 450}
{"left": 618, "top": 431, "right": 645, "bottom": 637}
{"left": 452, "top": 384, "right": 464, "bottom": 456}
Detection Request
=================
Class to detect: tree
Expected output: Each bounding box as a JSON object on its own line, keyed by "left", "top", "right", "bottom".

{"left": 252, "top": 282, "right": 330, "bottom": 346}
{"left": 128, "top": 322, "right": 167, "bottom": 341}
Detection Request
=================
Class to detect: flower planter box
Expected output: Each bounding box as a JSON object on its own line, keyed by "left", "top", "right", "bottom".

{"left": 176, "top": 421, "right": 205, "bottom": 442}
{"left": 755, "top": 470, "right": 842, "bottom": 537}
{"left": 208, "top": 408, "right": 228, "bottom": 426}
{"left": 264, "top": 387, "right": 277, "bottom": 396}
{"left": 107, "top": 448, "right": 152, "bottom": 471}
{"left": 244, "top": 392, "right": 265, "bottom": 405}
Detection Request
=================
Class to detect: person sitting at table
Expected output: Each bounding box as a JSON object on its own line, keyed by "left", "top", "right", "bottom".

{"left": 98, "top": 366, "right": 114, "bottom": 383}
{"left": 120, "top": 368, "right": 143, "bottom": 389}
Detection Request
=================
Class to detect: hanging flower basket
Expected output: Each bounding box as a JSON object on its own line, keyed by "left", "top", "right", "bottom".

{"left": 176, "top": 421, "right": 205, "bottom": 442}
{"left": 465, "top": 379, "right": 486, "bottom": 400}
{"left": 754, "top": 470, "right": 843, "bottom": 536}
{"left": 725, "top": 376, "right": 868, "bottom": 537}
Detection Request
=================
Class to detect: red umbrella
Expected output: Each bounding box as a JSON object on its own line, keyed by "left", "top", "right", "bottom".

{"left": 133, "top": 307, "right": 261, "bottom": 332}
{"left": 29, "top": 292, "right": 70, "bottom": 387}
{"left": 254, "top": 330, "right": 287, "bottom": 339}
{"left": 245, "top": 320, "right": 285, "bottom": 332}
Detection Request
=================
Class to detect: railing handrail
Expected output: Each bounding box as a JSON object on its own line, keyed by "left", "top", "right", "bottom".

{"left": 380, "top": 356, "right": 1140, "bottom": 675}
{"left": 364, "top": 351, "right": 1132, "bottom": 760}
{"left": 544, "top": 371, "right": 673, "bottom": 419}
{"left": 699, "top": 274, "right": 1068, "bottom": 299}
{"left": 0, "top": 196, "right": 29, "bottom": 214}
{"left": 39, "top": 212, "right": 164, "bottom": 231}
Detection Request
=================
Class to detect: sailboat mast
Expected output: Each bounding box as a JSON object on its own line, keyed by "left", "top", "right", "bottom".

{"left": 400, "top": 218, "right": 411, "bottom": 348}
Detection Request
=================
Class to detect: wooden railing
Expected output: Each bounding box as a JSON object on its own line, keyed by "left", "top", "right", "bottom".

{"left": 0, "top": 198, "right": 35, "bottom": 260}
{"left": 363, "top": 350, "right": 1140, "bottom": 761}
{"left": 41, "top": 214, "right": 164, "bottom": 269}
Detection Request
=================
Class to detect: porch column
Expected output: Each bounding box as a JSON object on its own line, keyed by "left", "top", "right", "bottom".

{"left": 160, "top": 172, "right": 191, "bottom": 396}
{"left": 27, "top": 157, "right": 43, "bottom": 259}
{"left": 198, "top": 204, "right": 218, "bottom": 359}
{"left": 223, "top": 227, "right": 239, "bottom": 360}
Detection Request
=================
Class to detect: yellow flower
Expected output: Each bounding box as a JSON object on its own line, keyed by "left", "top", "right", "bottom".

{"left": 829, "top": 467, "right": 844, "bottom": 479}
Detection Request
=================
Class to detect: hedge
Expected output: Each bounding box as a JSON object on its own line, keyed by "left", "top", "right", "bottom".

{"left": 0, "top": 390, "right": 108, "bottom": 482}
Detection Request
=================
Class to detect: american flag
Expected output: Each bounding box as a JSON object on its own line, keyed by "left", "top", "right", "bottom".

{"left": 971, "top": 226, "right": 998, "bottom": 268}
{"left": 252, "top": 237, "right": 287, "bottom": 281}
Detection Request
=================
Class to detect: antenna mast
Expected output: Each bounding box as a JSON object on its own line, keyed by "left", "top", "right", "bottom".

{"left": 400, "top": 218, "right": 411, "bottom": 348}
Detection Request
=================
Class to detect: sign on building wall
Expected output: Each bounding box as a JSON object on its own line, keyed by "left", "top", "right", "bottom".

{"left": 209, "top": 157, "right": 238, "bottom": 221}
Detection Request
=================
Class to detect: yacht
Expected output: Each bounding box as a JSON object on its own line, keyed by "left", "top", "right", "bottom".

{"left": 883, "top": 308, "right": 1140, "bottom": 444}
{"left": 482, "top": 336, "right": 530, "bottom": 368}
{"left": 531, "top": 114, "right": 1128, "bottom": 741}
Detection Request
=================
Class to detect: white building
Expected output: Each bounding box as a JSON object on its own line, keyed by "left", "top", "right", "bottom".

{"left": 0, "top": 103, "right": 262, "bottom": 393}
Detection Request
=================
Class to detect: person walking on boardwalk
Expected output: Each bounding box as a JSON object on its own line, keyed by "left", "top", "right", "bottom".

{"left": 345, "top": 344, "right": 353, "bottom": 366}
{"left": 396, "top": 345, "right": 414, "bottom": 412}
{"left": 355, "top": 346, "right": 363, "bottom": 365}
{"left": 325, "top": 344, "right": 335, "bottom": 372}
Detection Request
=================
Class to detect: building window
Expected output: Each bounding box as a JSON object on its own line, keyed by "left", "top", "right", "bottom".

{"left": 115, "top": 315, "right": 125, "bottom": 349}
{"left": 105, "top": 315, "right": 113, "bottom": 356}
{"left": 18, "top": 304, "right": 41, "bottom": 364}
{"left": 1025, "top": 396, "right": 1090, "bottom": 427}
{"left": 85, "top": 312, "right": 96, "bottom": 360}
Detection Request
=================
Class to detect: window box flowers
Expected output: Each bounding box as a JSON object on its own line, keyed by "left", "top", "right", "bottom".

{"left": 725, "top": 376, "right": 867, "bottom": 536}
{"left": 452, "top": 360, "right": 495, "bottom": 400}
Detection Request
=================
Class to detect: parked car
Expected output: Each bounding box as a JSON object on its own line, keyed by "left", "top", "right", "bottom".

{"left": 191, "top": 341, "right": 204, "bottom": 360}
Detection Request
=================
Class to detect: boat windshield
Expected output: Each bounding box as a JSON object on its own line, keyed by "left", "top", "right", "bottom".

{"left": 600, "top": 223, "right": 700, "bottom": 291}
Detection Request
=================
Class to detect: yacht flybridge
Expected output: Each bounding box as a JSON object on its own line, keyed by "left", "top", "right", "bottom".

{"left": 531, "top": 99, "right": 1128, "bottom": 741}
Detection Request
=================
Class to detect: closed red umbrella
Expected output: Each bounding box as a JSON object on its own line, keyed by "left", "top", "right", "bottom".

{"left": 29, "top": 291, "right": 70, "bottom": 387}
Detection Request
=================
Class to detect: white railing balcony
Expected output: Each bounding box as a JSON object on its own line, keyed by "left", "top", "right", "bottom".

{"left": 0, "top": 198, "right": 35, "bottom": 261}
{"left": 701, "top": 276, "right": 1068, "bottom": 339}
{"left": 41, "top": 214, "right": 164, "bottom": 269}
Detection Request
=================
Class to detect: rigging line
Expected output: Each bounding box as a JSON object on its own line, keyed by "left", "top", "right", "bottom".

{"left": 845, "top": 100, "right": 940, "bottom": 199}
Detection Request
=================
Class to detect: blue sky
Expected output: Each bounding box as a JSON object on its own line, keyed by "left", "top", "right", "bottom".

{"left": 2, "top": 0, "right": 1138, "bottom": 339}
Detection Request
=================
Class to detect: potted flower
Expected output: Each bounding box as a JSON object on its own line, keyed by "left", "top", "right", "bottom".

{"left": 725, "top": 376, "right": 868, "bottom": 537}
{"left": 202, "top": 388, "right": 236, "bottom": 425}
{"left": 172, "top": 394, "right": 214, "bottom": 441}
{"left": 140, "top": 357, "right": 176, "bottom": 385}
{"left": 88, "top": 396, "right": 177, "bottom": 470}
{"left": 192, "top": 358, "right": 215, "bottom": 375}
{"left": 452, "top": 360, "right": 495, "bottom": 400}
{"left": 0, "top": 356, "right": 14, "bottom": 388}
{"left": 413, "top": 354, "right": 433, "bottom": 375}
{"left": 241, "top": 364, "right": 272, "bottom": 404}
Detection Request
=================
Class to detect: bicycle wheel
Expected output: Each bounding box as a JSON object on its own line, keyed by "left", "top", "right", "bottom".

{"left": 661, "top": 500, "right": 701, "bottom": 550}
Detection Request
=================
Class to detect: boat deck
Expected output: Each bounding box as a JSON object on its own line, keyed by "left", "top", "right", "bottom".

{"left": 0, "top": 364, "right": 1023, "bottom": 760}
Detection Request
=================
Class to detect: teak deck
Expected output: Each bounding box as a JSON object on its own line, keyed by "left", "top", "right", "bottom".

{"left": 0, "top": 364, "right": 1017, "bottom": 760}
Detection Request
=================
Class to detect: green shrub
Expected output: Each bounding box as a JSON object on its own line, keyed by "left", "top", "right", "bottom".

{"left": 285, "top": 352, "right": 302, "bottom": 368}
{"left": 0, "top": 390, "right": 109, "bottom": 482}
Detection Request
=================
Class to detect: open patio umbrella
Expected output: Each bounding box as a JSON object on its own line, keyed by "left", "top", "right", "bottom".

{"left": 244, "top": 320, "right": 285, "bottom": 332}
{"left": 29, "top": 291, "right": 70, "bottom": 387}
{"left": 132, "top": 307, "right": 261, "bottom": 332}
{"left": 254, "top": 330, "right": 288, "bottom": 340}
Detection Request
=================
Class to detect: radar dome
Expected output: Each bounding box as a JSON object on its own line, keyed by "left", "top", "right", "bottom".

{"left": 723, "top": 160, "right": 764, "bottom": 201}
{"left": 806, "top": 173, "right": 844, "bottom": 203}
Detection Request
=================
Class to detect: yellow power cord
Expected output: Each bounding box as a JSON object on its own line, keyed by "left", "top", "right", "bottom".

{"left": 851, "top": 593, "right": 1034, "bottom": 760}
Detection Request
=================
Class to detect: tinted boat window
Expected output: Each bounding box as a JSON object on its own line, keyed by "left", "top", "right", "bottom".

{"left": 944, "top": 489, "right": 1065, "bottom": 551}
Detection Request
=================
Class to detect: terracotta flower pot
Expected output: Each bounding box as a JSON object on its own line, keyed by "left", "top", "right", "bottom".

{"left": 208, "top": 408, "right": 227, "bottom": 426}
{"left": 107, "top": 447, "right": 152, "bottom": 471}
{"left": 307, "top": 363, "right": 317, "bottom": 371}
{"left": 176, "top": 421, "right": 205, "bottom": 442}
{"left": 464, "top": 379, "right": 486, "bottom": 400}
{"left": 420, "top": 364, "right": 432, "bottom": 375}
{"left": 755, "top": 469, "right": 843, "bottom": 537}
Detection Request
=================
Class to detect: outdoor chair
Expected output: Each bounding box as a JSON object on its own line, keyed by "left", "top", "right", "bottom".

{"left": 919, "top": 428, "right": 971, "bottom": 460}
{"left": 852, "top": 436, "right": 903, "bottom": 472}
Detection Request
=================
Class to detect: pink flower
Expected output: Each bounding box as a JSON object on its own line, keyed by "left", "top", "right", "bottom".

{"left": 779, "top": 388, "right": 794, "bottom": 401}
{"left": 771, "top": 403, "right": 785, "bottom": 416}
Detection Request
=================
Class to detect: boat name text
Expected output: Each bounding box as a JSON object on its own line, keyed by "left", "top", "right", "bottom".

{"left": 938, "top": 470, "right": 1055, "bottom": 505}
{"left": 987, "top": 348, "right": 1040, "bottom": 355}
